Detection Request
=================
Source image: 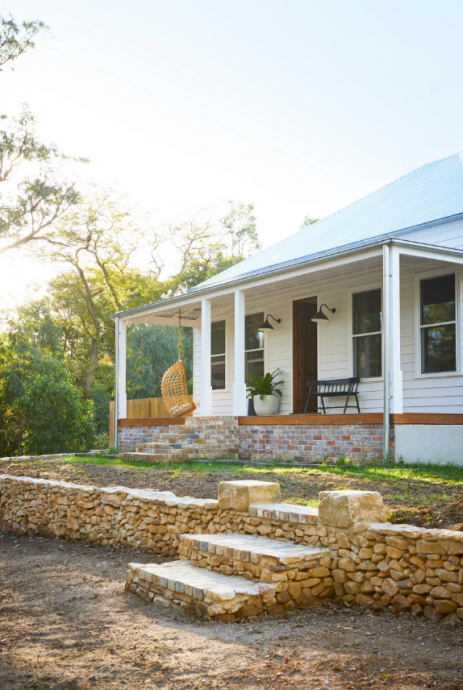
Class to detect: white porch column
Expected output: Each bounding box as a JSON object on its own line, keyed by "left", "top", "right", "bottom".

{"left": 200, "top": 298, "right": 213, "bottom": 416}
{"left": 383, "top": 244, "right": 403, "bottom": 460}
{"left": 114, "top": 317, "right": 127, "bottom": 448}
{"left": 233, "top": 289, "right": 247, "bottom": 416}
{"left": 389, "top": 245, "right": 403, "bottom": 415}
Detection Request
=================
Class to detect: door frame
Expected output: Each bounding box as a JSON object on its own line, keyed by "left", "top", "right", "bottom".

{"left": 292, "top": 295, "right": 318, "bottom": 414}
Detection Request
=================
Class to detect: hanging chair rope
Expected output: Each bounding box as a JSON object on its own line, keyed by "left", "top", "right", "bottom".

{"left": 161, "top": 309, "right": 197, "bottom": 418}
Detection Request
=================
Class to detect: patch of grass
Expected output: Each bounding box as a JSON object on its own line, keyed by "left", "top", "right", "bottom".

{"left": 283, "top": 497, "right": 319, "bottom": 508}
{"left": 61, "top": 455, "right": 463, "bottom": 486}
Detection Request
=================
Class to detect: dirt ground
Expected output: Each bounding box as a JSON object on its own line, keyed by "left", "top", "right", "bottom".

{"left": 1, "top": 456, "right": 462, "bottom": 531}
{"left": 1, "top": 532, "right": 463, "bottom": 690}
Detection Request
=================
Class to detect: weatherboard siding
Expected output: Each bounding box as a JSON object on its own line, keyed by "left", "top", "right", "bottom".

{"left": 192, "top": 256, "right": 463, "bottom": 417}
{"left": 401, "top": 217, "right": 463, "bottom": 250}
{"left": 400, "top": 257, "right": 463, "bottom": 413}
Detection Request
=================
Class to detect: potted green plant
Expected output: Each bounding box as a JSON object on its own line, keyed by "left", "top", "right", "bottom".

{"left": 246, "top": 369, "right": 284, "bottom": 415}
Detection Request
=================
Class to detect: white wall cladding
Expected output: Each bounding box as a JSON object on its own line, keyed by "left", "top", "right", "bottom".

{"left": 192, "top": 254, "right": 463, "bottom": 416}
{"left": 395, "top": 425, "right": 463, "bottom": 465}
{"left": 401, "top": 217, "right": 463, "bottom": 250}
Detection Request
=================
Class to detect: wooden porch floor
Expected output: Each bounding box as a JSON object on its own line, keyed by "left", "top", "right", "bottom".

{"left": 118, "top": 413, "right": 463, "bottom": 426}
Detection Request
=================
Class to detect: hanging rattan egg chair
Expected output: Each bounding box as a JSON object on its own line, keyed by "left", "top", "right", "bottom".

{"left": 161, "top": 309, "right": 197, "bottom": 417}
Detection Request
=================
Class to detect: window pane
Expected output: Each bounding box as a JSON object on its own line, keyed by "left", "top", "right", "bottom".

{"left": 354, "top": 334, "right": 382, "bottom": 378}
{"left": 211, "top": 320, "right": 225, "bottom": 355}
{"left": 245, "top": 313, "right": 264, "bottom": 351}
{"left": 246, "top": 359, "right": 264, "bottom": 381}
{"left": 421, "top": 274, "right": 455, "bottom": 325}
{"left": 421, "top": 324, "right": 456, "bottom": 374}
{"left": 353, "top": 290, "right": 381, "bottom": 335}
{"left": 246, "top": 349, "right": 264, "bottom": 362}
{"left": 211, "top": 355, "right": 226, "bottom": 390}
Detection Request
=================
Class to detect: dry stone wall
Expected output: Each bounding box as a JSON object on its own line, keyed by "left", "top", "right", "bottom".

{"left": 1, "top": 475, "right": 462, "bottom": 620}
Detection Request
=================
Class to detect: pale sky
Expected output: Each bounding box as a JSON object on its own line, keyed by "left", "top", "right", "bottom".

{"left": 2, "top": 0, "right": 463, "bottom": 308}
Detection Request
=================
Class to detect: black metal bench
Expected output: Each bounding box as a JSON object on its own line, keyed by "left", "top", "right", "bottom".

{"left": 304, "top": 377, "right": 361, "bottom": 414}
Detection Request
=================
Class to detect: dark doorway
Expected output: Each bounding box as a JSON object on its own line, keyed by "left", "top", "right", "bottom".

{"left": 293, "top": 297, "right": 318, "bottom": 414}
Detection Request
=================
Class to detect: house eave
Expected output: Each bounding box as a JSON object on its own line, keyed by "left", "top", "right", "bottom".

{"left": 112, "top": 229, "right": 463, "bottom": 321}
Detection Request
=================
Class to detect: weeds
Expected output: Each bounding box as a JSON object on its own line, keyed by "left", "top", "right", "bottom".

{"left": 61, "top": 455, "right": 463, "bottom": 486}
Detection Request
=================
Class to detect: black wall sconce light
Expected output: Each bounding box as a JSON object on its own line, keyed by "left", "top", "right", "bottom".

{"left": 249, "top": 314, "right": 282, "bottom": 332}
{"left": 311, "top": 304, "right": 336, "bottom": 322}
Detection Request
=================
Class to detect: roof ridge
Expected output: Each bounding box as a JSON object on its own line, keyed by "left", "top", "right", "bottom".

{"left": 293, "top": 152, "right": 460, "bottom": 236}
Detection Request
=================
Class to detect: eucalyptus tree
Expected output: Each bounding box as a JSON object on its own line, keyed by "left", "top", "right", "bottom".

{"left": 0, "top": 11, "right": 48, "bottom": 69}
{"left": 35, "top": 188, "right": 165, "bottom": 392}
{"left": 0, "top": 106, "right": 85, "bottom": 255}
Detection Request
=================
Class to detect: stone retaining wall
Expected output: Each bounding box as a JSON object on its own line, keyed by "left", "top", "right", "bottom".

{"left": 1, "top": 475, "right": 462, "bottom": 620}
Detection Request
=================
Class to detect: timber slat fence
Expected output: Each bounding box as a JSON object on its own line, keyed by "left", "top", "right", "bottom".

{"left": 109, "top": 396, "right": 194, "bottom": 445}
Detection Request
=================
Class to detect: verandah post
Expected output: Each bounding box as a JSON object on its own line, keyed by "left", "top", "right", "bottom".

{"left": 200, "top": 298, "right": 213, "bottom": 415}
{"left": 382, "top": 245, "right": 390, "bottom": 461}
{"left": 233, "top": 289, "right": 248, "bottom": 416}
{"left": 114, "top": 317, "right": 128, "bottom": 449}
{"left": 383, "top": 243, "right": 403, "bottom": 461}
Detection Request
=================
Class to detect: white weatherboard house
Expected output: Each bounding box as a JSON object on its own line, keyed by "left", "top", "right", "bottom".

{"left": 113, "top": 154, "right": 463, "bottom": 465}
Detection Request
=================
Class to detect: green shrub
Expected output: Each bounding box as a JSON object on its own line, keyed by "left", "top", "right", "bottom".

{"left": 17, "top": 357, "right": 95, "bottom": 454}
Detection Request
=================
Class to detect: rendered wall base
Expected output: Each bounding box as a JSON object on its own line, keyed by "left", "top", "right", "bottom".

{"left": 395, "top": 425, "right": 463, "bottom": 465}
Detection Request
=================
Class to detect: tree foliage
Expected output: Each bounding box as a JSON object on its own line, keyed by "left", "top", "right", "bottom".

{"left": 15, "top": 356, "right": 95, "bottom": 455}
{"left": 164, "top": 201, "right": 260, "bottom": 294}
{"left": 127, "top": 324, "right": 193, "bottom": 399}
{"left": 0, "top": 11, "right": 49, "bottom": 69}
{"left": 300, "top": 216, "right": 318, "bottom": 229}
{"left": 0, "top": 301, "right": 94, "bottom": 455}
{"left": 0, "top": 105, "right": 85, "bottom": 255}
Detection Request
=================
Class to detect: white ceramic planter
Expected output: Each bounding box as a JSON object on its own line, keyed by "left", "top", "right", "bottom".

{"left": 253, "top": 394, "right": 280, "bottom": 415}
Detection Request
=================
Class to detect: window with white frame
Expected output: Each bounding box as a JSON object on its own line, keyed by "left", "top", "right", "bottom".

{"left": 245, "top": 312, "right": 265, "bottom": 381}
{"left": 352, "top": 289, "right": 382, "bottom": 378}
{"left": 211, "top": 320, "right": 226, "bottom": 390}
{"left": 420, "top": 273, "right": 456, "bottom": 374}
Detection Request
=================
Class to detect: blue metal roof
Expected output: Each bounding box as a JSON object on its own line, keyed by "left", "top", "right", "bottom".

{"left": 194, "top": 153, "right": 463, "bottom": 290}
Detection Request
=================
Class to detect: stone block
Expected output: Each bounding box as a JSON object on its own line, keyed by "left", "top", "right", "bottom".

{"left": 433, "top": 599, "right": 457, "bottom": 614}
{"left": 218, "top": 481, "right": 280, "bottom": 512}
{"left": 318, "top": 490, "right": 386, "bottom": 530}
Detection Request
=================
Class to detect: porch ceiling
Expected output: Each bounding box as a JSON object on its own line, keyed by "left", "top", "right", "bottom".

{"left": 123, "top": 294, "right": 235, "bottom": 327}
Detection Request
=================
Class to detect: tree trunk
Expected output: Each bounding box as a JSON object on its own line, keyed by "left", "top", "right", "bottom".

{"left": 17, "top": 412, "right": 22, "bottom": 456}
{"left": 85, "top": 339, "right": 100, "bottom": 393}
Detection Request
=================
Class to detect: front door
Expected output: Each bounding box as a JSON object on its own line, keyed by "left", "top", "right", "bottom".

{"left": 293, "top": 297, "right": 318, "bottom": 413}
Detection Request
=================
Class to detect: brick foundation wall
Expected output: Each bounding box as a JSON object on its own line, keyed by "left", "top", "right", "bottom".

{"left": 239, "top": 423, "right": 394, "bottom": 463}
{"left": 118, "top": 417, "right": 240, "bottom": 461}
{"left": 119, "top": 418, "right": 394, "bottom": 463}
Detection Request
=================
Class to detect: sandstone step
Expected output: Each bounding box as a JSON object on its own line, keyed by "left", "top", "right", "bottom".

{"left": 248, "top": 502, "right": 318, "bottom": 525}
{"left": 126, "top": 560, "right": 280, "bottom": 620}
{"left": 119, "top": 452, "right": 170, "bottom": 463}
{"left": 178, "top": 532, "right": 331, "bottom": 589}
{"left": 138, "top": 441, "right": 208, "bottom": 450}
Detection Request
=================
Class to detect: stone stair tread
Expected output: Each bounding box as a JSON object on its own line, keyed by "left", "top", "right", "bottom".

{"left": 249, "top": 502, "right": 318, "bottom": 523}
{"left": 129, "top": 560, "right": 277, "bottom": 599}
{"left": 181, "top": 532, "right": 328, "bottom": 564}
{"left": 120, "top": 452, "right": 166, "bottom": 461}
